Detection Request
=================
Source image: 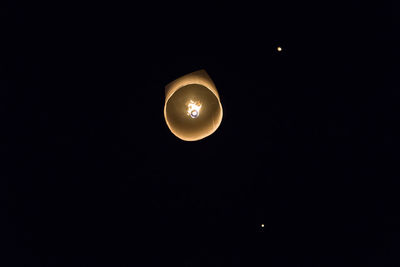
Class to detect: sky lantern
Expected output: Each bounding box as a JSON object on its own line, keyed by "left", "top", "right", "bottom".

{"left": 164, "top": 70, "right": 223, "bottom": 141}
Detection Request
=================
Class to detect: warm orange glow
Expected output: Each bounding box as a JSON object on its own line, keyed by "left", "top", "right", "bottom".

{"left": 277, "top": 46, "right": 282, "bottom": 52}
{"left": 164, "top": 70, "right": 223, "bottom": 141}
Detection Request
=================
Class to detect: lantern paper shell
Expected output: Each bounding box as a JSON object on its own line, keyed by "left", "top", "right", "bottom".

{"left": 164, "top": 70, "right": 223, "bottom": 141}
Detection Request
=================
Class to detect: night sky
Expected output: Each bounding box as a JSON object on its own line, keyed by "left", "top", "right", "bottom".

{"left": 2, "top": 1, "right": 399, "bottom": 266}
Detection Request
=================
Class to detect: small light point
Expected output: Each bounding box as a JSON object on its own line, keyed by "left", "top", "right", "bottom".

{"left": 261, "top": 224, "right": 265, "bottom": 228}
{"left": 277, "top": 46, "right": 282, "bottom": 52}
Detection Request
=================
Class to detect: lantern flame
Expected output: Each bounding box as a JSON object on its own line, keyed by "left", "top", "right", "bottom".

{"left": 187, "top": 100, "right": 202, "bottom": 118}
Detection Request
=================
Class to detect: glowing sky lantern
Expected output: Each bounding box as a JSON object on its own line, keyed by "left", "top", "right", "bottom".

{"left": 164, "top": 70, "right": 223, "bottom": 141}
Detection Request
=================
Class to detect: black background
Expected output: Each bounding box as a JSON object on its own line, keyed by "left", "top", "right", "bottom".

{"left": 2, "top": 0, "right": 399, "bottom": 266}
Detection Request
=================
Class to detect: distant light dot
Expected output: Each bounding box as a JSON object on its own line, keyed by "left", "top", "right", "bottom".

{"left": 277, "top": 46, "right": 282, "bottom": 52}
{"left": 261, "top": 224, "right": 265, "bottom": 228}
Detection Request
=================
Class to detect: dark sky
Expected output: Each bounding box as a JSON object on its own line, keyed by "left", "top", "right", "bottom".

{"left": 2, "top": 1, "right": 398, "bottom": 266}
